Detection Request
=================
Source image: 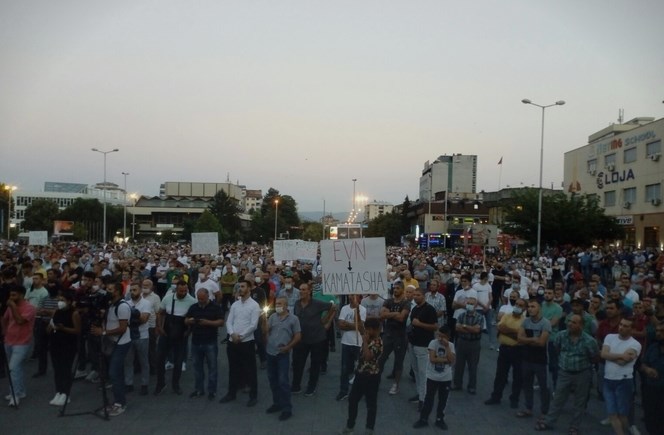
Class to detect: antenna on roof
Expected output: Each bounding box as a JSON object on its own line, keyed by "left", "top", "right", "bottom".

{"left": 618, "top": 108, "right": 624, "bottom": 124}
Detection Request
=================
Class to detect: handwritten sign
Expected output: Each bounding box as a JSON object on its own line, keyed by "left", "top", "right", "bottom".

{"left": 29, "top": 231, "right": 48, "bottom": 246}
{"left": 320, "top": 237, "right": 387, "bottom": 296}
{"left": 295, "top": 241, "right": 318, "bottom": 262}
{"left": 191, "top": 232, "right": 219, "bottom": 255}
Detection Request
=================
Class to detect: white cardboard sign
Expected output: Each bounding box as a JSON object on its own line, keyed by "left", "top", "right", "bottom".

{"left": 320, "top": 237, "right": 387, "bottom": 296}
{"left": 191, "top": 232, "right": 219, "bottom": 255}
{"left": 29, "top": 231, "right": 48, "bottom": 246}
{"left": 273, "top": 240, "right": 298, "bottom": 262}
{"left": 295, "top": 241, "right": 318, "bottom": 262}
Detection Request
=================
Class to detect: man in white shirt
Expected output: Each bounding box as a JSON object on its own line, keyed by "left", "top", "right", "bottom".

{"left": 124, "top": 282, "right": 152, "bottom": 395}
{"left": 336, "top": 295, "right": 367, "bottom": 401}
{"left": 600, "top": 317, "right": 641, "bottom": 435}
{"left": 473, "top": 272, "right": 495, "bottom": 349}
{"left": 219, "top": 279, "right": 261, "bottom": 407}
{"left": 195, "top": 266, "right": 220, "bottom": 303}
{"left": 140, "top": 279, "right": 161, "bottom": 375}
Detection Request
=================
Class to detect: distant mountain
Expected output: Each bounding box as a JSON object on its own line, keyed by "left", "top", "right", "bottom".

{"left": 299, "top": 211, "right": 350, "bottom": 222}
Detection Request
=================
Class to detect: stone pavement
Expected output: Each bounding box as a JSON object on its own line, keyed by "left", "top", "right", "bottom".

{"left": 1, "top": 331, "right": 645, "bottom": 435}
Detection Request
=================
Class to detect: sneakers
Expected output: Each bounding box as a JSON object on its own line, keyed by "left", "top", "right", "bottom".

{"left": 4, "top": 392, "right": 26, "bottom": 400}
{"left": 50, "top": 393, "right": 63, "bottom": 406}
{"left": 74, "top": 369, "right": 88, "bottom": 379}
{"left": 304, "top": 388, "right": 316, "bottom": 397}
{"left": 181, "top": 362, "right": 186, "bottom": 372}
{"left": 408, "top": 394, "right": 420, "bottom": 403}
{"left": 413, "top": 419, "right": 428, "bottom": 429}
{"left": 348, "top": 374, "right": 355, "bottom": 385}
{"left": 49, "top": 393, "right": 70, "bottom": 406}
{"left": 107, "top": 403, "right": 126, "bottom": 417}
{"left": 629, "top": 425, "right": 642, "bottom": 435}
{"left": 435, "top": 419, "right": 448, "bottom": 430}
{"left": 8, "top": 396, "right": 19, "bottom": 407}
{"left": 336, "top": 392, "right": 349, "bottom": 401}
{"left": 600, "top": 418, "right": 611, "bottom": 426}
{"left": 388, "top": 383, "right": 399, "bottom": 395}
{"left": 164, "top": 361, "right": 174, "bottom": 370}
{"left": 85, "top": 370, "right": 99, "bottom": 382}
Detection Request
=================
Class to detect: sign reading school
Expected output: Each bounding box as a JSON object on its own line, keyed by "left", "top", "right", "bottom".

{"left": 320, "top": 237, "right": 387, "bottom": 297}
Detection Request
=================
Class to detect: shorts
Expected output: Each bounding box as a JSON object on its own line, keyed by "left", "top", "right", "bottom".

{"left": 603, "top": 378, "right": 633, "bottom": 416}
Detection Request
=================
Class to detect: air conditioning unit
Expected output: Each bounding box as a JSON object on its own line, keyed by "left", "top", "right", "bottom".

{"left": 607, "top": 164, "right": 615, "bottom": 171}
{"left": 623, "top": 201, "right": 631, "bottom": 209}
{"left": 652, "top": 198, "right": 662, "bottom": 206}
{"left": 589, "top": 169, "right": 597, "bottom": 176}
{"left": 650, "top": 153, "right": 661, "bottom": 161}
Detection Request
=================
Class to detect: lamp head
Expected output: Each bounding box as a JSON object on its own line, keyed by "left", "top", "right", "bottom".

{"left": 521, "top": 99, "right": 532, "bottom": 104}
{"left": 555, "top": 100, "right": 566, "bottom": 106}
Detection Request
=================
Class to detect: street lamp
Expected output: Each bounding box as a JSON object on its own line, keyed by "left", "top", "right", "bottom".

{"left": 274, "top": 198, "right": 279, "bottom": 241}
{"left": 91, "top": 148, "right": 119, "bottom": 243}
{"left": 122, "top": 171, "right": 129, "bottom": 242}
{"left": 521, "top": 98, "right": 565, "bottom": 257}
{"left": 130, "top": 193, "right": 138, "bottom": 240}
{"left": 427, "top": 172, "right": 432, "bottom": 251}
{"left": 5, "top": 185, "right": 17, "bottom": 240}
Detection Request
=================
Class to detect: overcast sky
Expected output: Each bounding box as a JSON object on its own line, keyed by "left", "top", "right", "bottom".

{"left": 1, "top": 0, "right": 663, "bottom": 214}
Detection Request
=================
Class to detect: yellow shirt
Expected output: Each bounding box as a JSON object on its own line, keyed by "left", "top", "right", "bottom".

{"left": 498, "top": 313, "right": 525, "bottom": 346}
{"left": 403, "top": 278, "right": 420, "bottom": 289}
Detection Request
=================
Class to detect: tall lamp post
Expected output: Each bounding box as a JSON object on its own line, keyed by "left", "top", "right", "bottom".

{"left": 521, "top": 99, "right": 565, "bottom": 257}
{"left": 5, "top": 185, "right": 17, "bottom": 240}
{"left": 91, "top": 148, "right": 119, "bottom": 243}
{"left": 427, "top": 172, "right": 432, "bottom": 251}
{"left": 122, "top": 171, "right": 129, "bottom": 242}
{"left": 274, "top": 198, "right": 279, "bottom": 241}
{"left": 352, "top": 178, "right": 357, "bottom": 237}
{"left": 130, "top": 193, "right": 138, "bottom": 240}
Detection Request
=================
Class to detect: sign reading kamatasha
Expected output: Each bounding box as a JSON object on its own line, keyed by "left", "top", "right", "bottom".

{"left": 320, "top": 237, "right": 387, "bottom": 297}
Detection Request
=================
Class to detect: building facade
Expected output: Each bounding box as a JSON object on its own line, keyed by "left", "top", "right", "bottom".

{"left": 419, "top": 154, "right": 477, "bottom": 202}
{"left": 563, "top": 116, "right": 663, "bottom": 249}
{"left": 364, "top": 200, "right": 394, "bottom": 221}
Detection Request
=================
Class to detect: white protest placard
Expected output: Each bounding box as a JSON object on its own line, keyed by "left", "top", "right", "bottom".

{"left": 295, "top": 241, "right": 318, "bottom": 262}
{"left": 29, "top": 231, "right": 48, "bottom": 246}
{"left": 274, "top": 239, "right": 298, "bottom": 262}
{"left": 320, "top": 237, "right": 387, "bottom": 296}
{"left": 191, "top": 232, "right": 219, "bottom": 255}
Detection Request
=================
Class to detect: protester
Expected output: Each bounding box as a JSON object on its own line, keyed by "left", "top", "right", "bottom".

{"left": 47, "top": 290, "right": 80, "bottom": 406}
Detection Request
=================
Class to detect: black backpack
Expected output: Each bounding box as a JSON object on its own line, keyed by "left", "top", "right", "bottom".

{"left": 114, "top": 300, "right": 141, "bottom": 340}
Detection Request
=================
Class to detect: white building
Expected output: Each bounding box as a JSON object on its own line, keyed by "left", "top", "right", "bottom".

{"left": 563, "top": 116, "right": 663, "bottom": 249}
{"left": 160, "top": 181, "right": 261, "bottom": 212}
{"left": 419, "top": 154, "right": 477, "bottom": 201}
{"left": 364, "top": 200, "right": 394, "bottom": 221}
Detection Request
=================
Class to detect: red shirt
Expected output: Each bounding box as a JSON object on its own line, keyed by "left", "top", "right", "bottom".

{"left": 2, "top": 301, "right": 36, "bottom": 346}
{"left": 596, "top": 317, "right": 620, "bottom": 344}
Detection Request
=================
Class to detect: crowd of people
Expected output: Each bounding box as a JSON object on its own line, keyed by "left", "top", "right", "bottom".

{"left": 1, "top": 240, "right": 663, "bottom": 435}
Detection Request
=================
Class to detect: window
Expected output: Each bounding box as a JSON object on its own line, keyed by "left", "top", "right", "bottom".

{"left": 645, "top": 183, "right": 661, "bottom": 202}
{"left": 604, "top": 191, "right": 616, "bottom": 207}
{"left": 587, "top": 159, "right": 597, "bottom": 173}
{"left": 623, "top": 187, "right": 636, "bottom": 205}
{"left": 605, "top": 153, "right": 616, "bottom": 167}
{"left": 646, "top": 140, "right": 661, "bottom": 157}
{"left": 623, "top": 147, "right": 637, "bottom": 163}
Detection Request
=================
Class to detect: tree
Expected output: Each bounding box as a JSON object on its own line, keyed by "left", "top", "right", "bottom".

{"left": 209, "top": 190, "right": 242, "bottom": 241}
{"left": 59, "top": 198, "right": 125, "bottom": 242}
{"left": 251, "top": 188, "right": 300, "bottom": 241}
{"left": 23, "top": 199, "right": 60, "bottom": 234}
{"left": 301, "top": 222, "right": 324, "bottom": 242}
{"left": 401, "top": 196, "right": 412, "bottom": 234}
{"left": 193, "top": 210, "right": 223, "bottom": 241}
{"left": 365, "top": 211, "right": 405, "bottom": 245}
{"left": 501, "top": 188, "right": 624, "bottom": 248}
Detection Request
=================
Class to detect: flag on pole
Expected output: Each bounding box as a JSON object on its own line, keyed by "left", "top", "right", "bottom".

{"left": 498, "top": 157, "right": 503, "bottom": 165}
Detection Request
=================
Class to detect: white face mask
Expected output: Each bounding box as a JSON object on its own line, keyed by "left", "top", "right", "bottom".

{"left": 57, "top": 301, "right": 67, "bottom": 310}
{"left": 275, "top": 306, "right": 284, "bottom": 314}
{"left": 284, "top": 284, "right": 293, "bottom": 290}
{"left": 142, "top": 288, "right": 150, "bottom": 294}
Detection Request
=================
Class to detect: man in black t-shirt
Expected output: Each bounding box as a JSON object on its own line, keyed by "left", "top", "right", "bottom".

{"left": 184, "top": 289, "right": 224, "bottom": 400}
{"left": 378, "top": 281, "right": 411, "bottom": 395}
{"left": 407, "top": 287, "right": 439, "bottom": 407}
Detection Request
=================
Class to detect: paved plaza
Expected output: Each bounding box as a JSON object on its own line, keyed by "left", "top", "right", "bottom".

{"left": 1, "top": 330, "right": 644, "bottom": 435}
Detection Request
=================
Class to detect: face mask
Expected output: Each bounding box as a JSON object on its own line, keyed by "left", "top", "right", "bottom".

{"left": 509, "top": 299, "right": 516, "bottom": 306}
{"left": 92, "top": 285, "right": 100, "bottom": 292}
{"left": 512, "top": 307, "right": 523, "bottom": 315}
{"left": 465, "top": 304, "right": 475, "bottom": 312}
{"left": 453, "top": 278, "right": 460, "bottom": 285}
{"left": 255, "top": 277, "right": 262, "bottom": 283}
{"left": 537, "top": 289, "right": 544, "bottom": 296}
{"left": 512, "top": 284, "right": 520, "bottom": 289}
{"left": 275, "top": 306, "right": 284, "bottom": 314}
{"left": 285, "top": 284, "right": 292, "bottom": 290}
{"left": 57, "top": 301, "right": 67, "bottom": 310}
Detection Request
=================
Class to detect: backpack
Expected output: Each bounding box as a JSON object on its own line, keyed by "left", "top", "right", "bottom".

{"left": 114, "top": 300, "right": 141, "bottom": 340}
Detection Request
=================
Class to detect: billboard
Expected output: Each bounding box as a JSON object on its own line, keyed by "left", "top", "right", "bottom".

{"left": 53, "top": 220, "right": 74, "bottom": 236}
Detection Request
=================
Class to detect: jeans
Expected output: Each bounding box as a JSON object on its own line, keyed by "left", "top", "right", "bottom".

{"left": 267, "top": 352, "right": 292, "bottom": 412}
{"left": 124, "top": 338, "right": 149, "bottom": 387}
{"left": 346, "top": 373, "right": 380, "bottom": 430}
{"left": 156, "top": 335, "right": 186, "bottom": 388}
{"left": 109, "top": 342, "right": 131, "bottom": 406}
{"left": 4, "top": 344, "right": 31, "bottom": 398}
{"left": 340, "top": 344, "right": 361, "bottom": 394}
{"left": 453, "top": 338, "right": 481, "bottom": 390}
{"left": 378, "top": 330, "right": 407, "bottom": 376}
{"left": 489, "top": 345, "right": 522, "bottom": 405}
{"left": 226, "top": 340, "right": 257, "bottom": 399}
{"left": 484, "top": 309, "right": 498, "bottom": 348}
{"left": 522, "top": 361, "right": 550, "bottom": 414}
{"left": 544, "top": 368, "right": 592, "bottom": 428}
{"left": 192, "top": 342, "right": 218, "bottom": 394}
{"left": 547, "top": 340, "right": 559, "bottom": 389}
{"left": 409, "top": 344, "right": 429, "bottom": 401}
{"left": 420, "top": 379, "right": 451, "bottom": 422}
{"left": 292, "top": 340, "right": 326, "bottom": 391}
